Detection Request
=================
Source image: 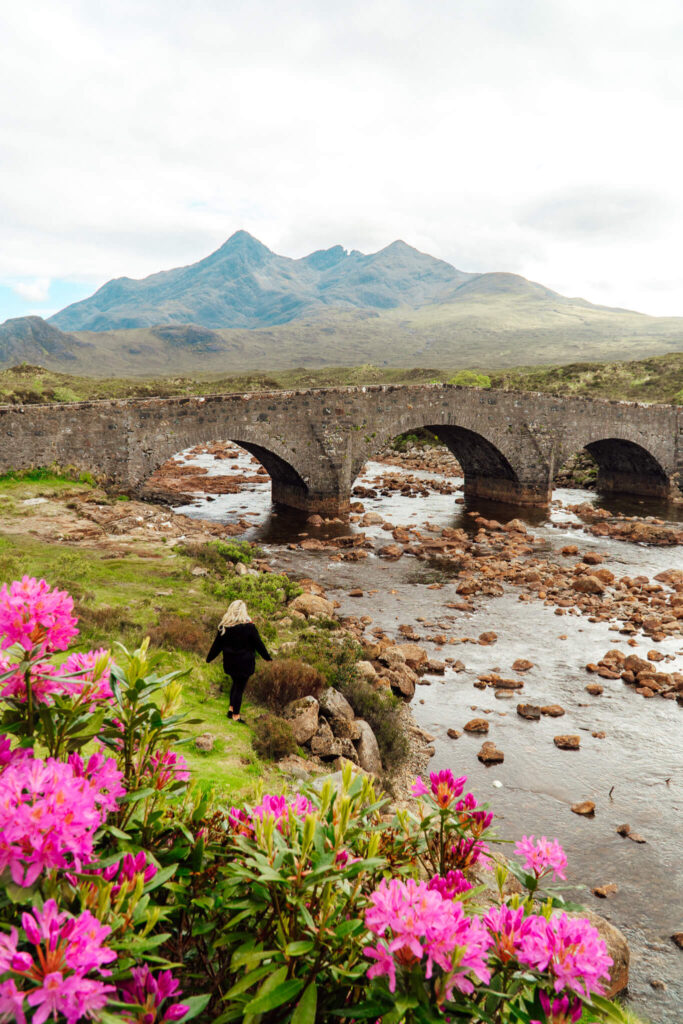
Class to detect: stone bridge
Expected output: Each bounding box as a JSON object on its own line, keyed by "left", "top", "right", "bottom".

{"left": 1, "top": 384, "right": 681, "bottom": 513}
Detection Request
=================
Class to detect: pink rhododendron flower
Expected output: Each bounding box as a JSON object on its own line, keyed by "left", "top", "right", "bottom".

{"left": 364, "top": 877, "right": 491, "bottom": 998}
{"left": 118, "top": 965, "right": 188, "bottom": 1023}
{"left": 147, "top": 750, "right": 190, "bottom": 789}
{"left": 515, "top": 835, "right": 568, "bottom": 881}
{"left": 411, "top": 776, "right": 430, "bottom": 798}
{"left": 0, "top": 754, "right": 124, "bottom": 885}
{"left": 67, "top": 750, "right": 126, "bottom": 813}
{"left": 0, "top": 660, "right": 65, "bottom": 705}
{"left": 87, "top": 851, "right": 157, "bottom": 897}
{"left": 251, "top": 793, "right": 314, "bottom": 824}
{"left": 531, "top": 991, "right": 584, "bottom": 1023}
{"left": 449, "top": 836, "right": 493, "bottom": 871}
{"left": 0, "top": 576, "right": 78, "bottom": 654}
{"left": 61, "top": 648, "right": 114, "bottom": 702}
{"left": 335, "top": 847, "right": 361, "bottom": 868}
{"left": 0, "top": 734, "right": 32, "bottom": 768}
{"left": 227, "top": 806, "right": 253, "bottom": 835}
{"left": 427, "top": 870, "right": 473, "bottom": 900}
{"left": 454, "top": 792, "right": 494, "bottom": 835}
{"left": 0, "top": 901, "right": 115, "bottom": 1024}
{"left": 483, "top": 905, "right": 548, "bottom": 967}
{"left": 412, "top": 771, "right": 467, "bottom": 808}
{"left": 525, "top": 913, "right": 613, "bottom": 998}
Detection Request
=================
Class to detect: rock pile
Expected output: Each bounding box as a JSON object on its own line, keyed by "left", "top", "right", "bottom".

{"left": 282, "top": 687, "right": 382, "bottom": 776}
{"left": 586, "top": 648, "right": 683, "bottom": 702}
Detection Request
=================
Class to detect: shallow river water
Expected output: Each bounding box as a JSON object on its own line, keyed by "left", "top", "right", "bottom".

{"left": 175, "top": 449, "right": 683, "bottom": 1023}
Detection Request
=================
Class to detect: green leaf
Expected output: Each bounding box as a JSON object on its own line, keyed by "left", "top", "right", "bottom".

{"left": 177, "top": 994, "right": 211, "bottom": 1021}
{"left": 291, "top": 983, "right": 317, "bottom": 1024}
{"left": 230, "top": 948, "right": 277, "bottom": 971}
{"left": 284, "top": 940, "right": 314, "bottom": 956}
{"left": 245, "top": 977, "right": 304, "bottom": 1015}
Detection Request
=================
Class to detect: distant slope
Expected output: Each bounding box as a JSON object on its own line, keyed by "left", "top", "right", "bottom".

{"left": 0, "top": 316, "right": 94, "bottom": 366}
{"left": 49, "top": 231, "right": 475, "bottom": 331}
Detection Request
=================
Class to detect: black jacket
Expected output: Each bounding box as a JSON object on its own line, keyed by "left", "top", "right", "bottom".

{"left": 205, "top": 622, "right": 272, "bottom": 678}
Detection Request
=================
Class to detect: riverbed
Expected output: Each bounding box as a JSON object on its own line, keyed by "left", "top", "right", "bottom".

{"left": 173, "top": 446, "right": 683, "bottom": 1023}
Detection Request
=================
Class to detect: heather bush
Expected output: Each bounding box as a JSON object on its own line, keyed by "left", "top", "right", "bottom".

{"left": 249, "top": 658, "right": 325, "bottom": 709}
{"left": 288, "top": 630, "right": 361, "bottom": 689}
{"left": 251, "top": 712, "right": 297, "bottom": 761}
{"left": 148, "top": 612, "right": 213, "bottom": 654}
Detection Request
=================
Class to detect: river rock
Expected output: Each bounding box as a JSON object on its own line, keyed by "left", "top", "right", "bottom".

{"left": 582, "top": 552, "right": 604, "bottom": 565}
{"left": 464, "top": 718, "right": 489, "bottom": 733}
{"left": 512, "top": 658, "right": 534, "bottom": 672}
{"left": 380, "top": 646, "right": 407, "bottom": 669}
{"left": 593, "top": 883, "right": 618, "bottom": 898}
{"left": 554, "top": 734, "right": 580, "bottom": 750}
{"left": 586, "top": 683, "right": 604, "bottom": 695}
{"left": 447, "top": 728, "right": 461, "bottom": 739}
{"left": 671, "top": 933, "right": 683, "bottom": 950}
{"left": 355, "top": 719, "right": 382, "bottom": 775}
{"left": 571, "top": 800, "right": 596, "bottom": 816}
{"left": 378, "top": 544, "right": 403, "bottom": 559}
{"left": 517, "top": 703, "right": 541, "bottom": 720}
{"left": 478, "top": 741, "right": 504, "bottom": 765}
{"left": 478, "top": 631, "right": 498, "bottom": 645}
{"left": 573, "top": 575, "right": 606, "bottom": 595}
{"left": 541, "top": 704, "right": 565, "bottom": 717}
{"left": 426, "top": 659, "right": 446, "bottom": 673}
{"left": 290, "top": 593, "right": 335, "bottom": 618}
{"left": 318, "top": 687, "right": 355, "bottom": 723}
{"left": 385, "top": 664, "right": 418, "bottom": 700}
{"left": 283, "top": 696, "right": 320, "bottom": 744}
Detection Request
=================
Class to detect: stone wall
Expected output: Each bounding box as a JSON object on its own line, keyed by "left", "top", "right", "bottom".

{"left": 1, "top": 384, "right": 681, "bottom": 512}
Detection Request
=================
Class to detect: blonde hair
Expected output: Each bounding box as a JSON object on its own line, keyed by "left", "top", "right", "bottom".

{"left": 218, "top": 600, "right": 251, "bottom": 632}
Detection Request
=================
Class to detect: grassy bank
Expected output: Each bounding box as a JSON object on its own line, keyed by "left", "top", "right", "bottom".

{"left": 1, "top": 350, "right": 681, "bottom": 406}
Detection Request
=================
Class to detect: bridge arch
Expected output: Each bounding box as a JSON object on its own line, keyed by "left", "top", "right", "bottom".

{"left": 353, "top": 412, "right": 550, "bottom": 506}
{"left": 556, "top": 433, "right": 673, "bottom": 499}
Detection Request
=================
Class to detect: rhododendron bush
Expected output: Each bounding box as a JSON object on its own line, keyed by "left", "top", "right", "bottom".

{"left": 0, "top": 580, "right": 630, "bottom": 1023}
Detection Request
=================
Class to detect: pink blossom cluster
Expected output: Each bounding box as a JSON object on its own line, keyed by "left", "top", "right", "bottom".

{"left": 411, "top": 770, "right": 467, "bottom": 809}
{"left": 0, "top": 734, "right": 32, "bottom": 768}
{"left": 483, "top": 905, "right": 612, "bottom": 998}
{"left": 0, "top": 899, "right": 116, "bottom": 1024}
{"left": 118, "top": 965, "right": 188, "bottom": 1023}
{"left": 448, "top": 836, "right": 492, "bottom": 872}
{"left": 0, "top": 576, "right": 78, "bottom": 654}
{"left": 97, "top": 851, "right": 158, "bottom": 896}
{"left": 515, "top": 835, "right": 568, "bottom": 881}
{"left": 364, "top": 877, "right": 492, "bottom": 999}
{"left": 227, "top": 793, "right": 315, "bottom": 837}
{"left": 61, "top": 648, "right": 115, "bottom": 702}
{"left": 0, "top": 648, "right": 114, "bottom": 707}
{"left": 0, "top": 752, "right": 125, "bottom": 886}
{"left": 531, "top": 992, "right": 584, "bottom": 1024}
{"left": 147, "top": 749, "right": 190, "bottom": 790}
{"left": 454, "top": 792, "right": 494, "bottom": 835}
{"left": 427, "top": 870, "right": 473, "bottom": 900}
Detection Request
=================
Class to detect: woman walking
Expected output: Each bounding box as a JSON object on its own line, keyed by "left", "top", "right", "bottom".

{"left": 205, "top": 600, "right": 272, "bottom": 722}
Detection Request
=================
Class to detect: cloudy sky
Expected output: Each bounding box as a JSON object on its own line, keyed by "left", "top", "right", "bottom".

{"left": 2, "top": 0, "right": 683, "bottom": 321}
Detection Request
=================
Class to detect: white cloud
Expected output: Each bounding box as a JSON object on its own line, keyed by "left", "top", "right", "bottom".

{"left": 1, "top": 0, "right": 683, "bottom": 316}
{"left": 9, "top": 278, "right": 52, "bottom": 303}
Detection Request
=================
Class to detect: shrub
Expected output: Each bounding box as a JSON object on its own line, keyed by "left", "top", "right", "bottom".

{"left": 448, "top": 370, "right": 492, "bottom": 388}
{"left": 338, "top": 676, "right": 409, "bottom": 769}
{"left": 288, "top": 632, "right": 361, "bottom": 689}
{"left": 176, "top": 538, "right": 262, "bottom": 571}
{"left": 251, "top": 713, "right": 297, "bottom": 760}
{"left": 390, "top": 428, "right": 440, "bottom": 452}
{"left": 148, "top": 613, "right": 213, "bottom": 655}
{"left": 250, "top": 659, "right": 324, "bottom": 710}
{"left": 212, "top": 572, "right": 302, "bottom": 637}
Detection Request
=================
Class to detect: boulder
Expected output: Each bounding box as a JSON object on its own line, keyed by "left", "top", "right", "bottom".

{"left": 330, "top": 716, "right": 361, "bottom": 741}
{"left": 283, "top": 695, "right": 319, "bottom": 744}
{"left": 573, "top": 575, "right": 606, "bottom": 595}
{"left": 571, "top": 800, "right": 596, "bottom": 816}
{"left": 356, "top": 660, "right": 378, "bottom": 682}
{"left": 310, "top": 720, "right": 343, "bottom": 759}
{"left": 319, "top": 686, "right": 355, "bottom": 723}
{"left": 355, "top": 719, "right": 382, "bottom": 775}
{"left": 290, "top": 593, "right": 335, "bottom": 618}
{"left": 512, "top": 659, "right": 534, "bottom": 672}
{"left": 386, "top": 665, "right": 418, "bottom": 700}
{"left": 393, "top": 643, "right": 429, "bottom": 671}
{"left": 380, "top": 647, "right": 407, "bottom": 669}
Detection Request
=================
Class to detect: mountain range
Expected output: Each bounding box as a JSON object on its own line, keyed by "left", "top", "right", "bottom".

{"left": 2, "top": 231, "right": 683, "bottom": 376}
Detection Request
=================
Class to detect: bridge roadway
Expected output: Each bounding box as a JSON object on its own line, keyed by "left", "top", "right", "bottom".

{"left": 1, "top": 383, "right": 681, "bottom": 513}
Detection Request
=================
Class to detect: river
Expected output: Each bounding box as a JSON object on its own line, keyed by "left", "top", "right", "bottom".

{"left": 172, "top": 445, "right": 683, "bottom": 1023}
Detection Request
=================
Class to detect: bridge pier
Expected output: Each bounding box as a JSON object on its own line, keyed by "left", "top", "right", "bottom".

{"left": 271, "top": 480, "right": 350, "bottom": 516}
{"left": 594, "top": 469, "right": 673, "bottom": 500}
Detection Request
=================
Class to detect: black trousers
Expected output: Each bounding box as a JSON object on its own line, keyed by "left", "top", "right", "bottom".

{"left": 228, "top": 673, "right": 251, "bottom": 714}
